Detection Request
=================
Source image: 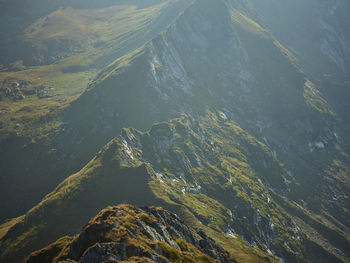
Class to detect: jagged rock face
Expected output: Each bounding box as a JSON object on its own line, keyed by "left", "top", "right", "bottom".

{"left": 62, "top": 0, "right": 335, "bottom": 185}
{"left": 0, "top": 0, "right": 338, "bottom": 223}
{"left": 120, "top": 115, "right": 298, "bottom": 253}
{"left": 1, "top": 112, "right": 350, "bottom": 263}
{"left": 25, "top": 204, "right": 234, "bottom": 263}
{"left": 0, "top": 0, "right": 192, "bottom": 222}
{"left": 60, "top": 4, "right": 348, "bottom": 259}
{"left": 0, "top": 113, "right": 284, "bottom": 263}
{"left": 1, "top": 1, "right": 350, "bottom": 263}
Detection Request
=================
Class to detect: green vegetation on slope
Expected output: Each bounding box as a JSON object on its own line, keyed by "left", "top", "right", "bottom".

{"left": 0, "top": 1, "right": 349, "bottom": 263}
{"left": 24, "top": 204, "right": 234, "bottom": 263}
{"left": 0, "top": 0, "right": 192, "bottom": 221}
{"left": 0, "top": 111, "right": 300, "bottom": 262}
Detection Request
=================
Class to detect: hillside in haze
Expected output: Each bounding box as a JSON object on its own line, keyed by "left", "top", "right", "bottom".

{"left": 0, "top": 0, "right": 349, "bottom": 262}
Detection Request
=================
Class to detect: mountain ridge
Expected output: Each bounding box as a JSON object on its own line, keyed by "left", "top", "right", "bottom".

{"left": 24, "top": 204, "right": 235, "bottom": 263}
{"left": 0, "top": 0, "right": 350, "bottom": 262}
{"left": 2, "top": 111, "right": 349, "bottom": 262}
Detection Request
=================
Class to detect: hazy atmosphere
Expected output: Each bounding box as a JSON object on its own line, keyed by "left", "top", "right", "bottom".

{"left": 0, "top": 0, "right": 349, "bottom": 262}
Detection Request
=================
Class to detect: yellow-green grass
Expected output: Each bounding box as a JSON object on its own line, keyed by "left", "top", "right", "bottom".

{"left": 0, "top": 216, "right": 24, "bottom": 240}
{"left": 0, "top": 98, "right": 66, "bottom": 139}
{"left": 24, "top": 3, "right": 168, "bottom": 49}
{"left": 3, "top": 0, "right": 173, "bottom": 98}
{"left": 0, "top": 114, "right": 280, "bottom": 263}
{"left": 180, "top": 208, "right": 278, "bottom": 263}
{"left": 0, "top": 0, "right": 182, "bottom": 141}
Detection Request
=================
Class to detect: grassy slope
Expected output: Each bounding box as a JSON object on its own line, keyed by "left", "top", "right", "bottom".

{"left": 1, "top": 111, "right": 348, "bottom": 263}
{"left": 228, "top": 9, "right": 350, "bottom": 261}
{"left": 24, "top": 205, "right": 247, "bottom": 263}
{"left": 0, "top": 216, "right": 24, "bottom": 240}
{"left": 0, "top": 0, "right": 191, "bottom": 221}
{"left": 0, "top": 0, "right": 332, "bottom": 221}
{"left": 0, "top": 113, "right": 279, "bottom": 263}
{"left": 0, "top": 1, "right": 349, "bottom": 262}
{"left": 246, "top": 0, "right": 350, "bottom": 82}
{"left": 0, "top": 0, "right": 189, "bottom": 137}
{"left": 228, "top": 5, "right": 333, "bottom": 117}
{"left": 179, "top": 207, "right": 278, "bottom": 263}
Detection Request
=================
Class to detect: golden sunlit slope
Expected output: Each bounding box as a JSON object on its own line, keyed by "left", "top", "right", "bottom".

{"left": 0, "top": 0, "right": 191, "bottom": 222}
{"left": 0, "top": 0, "right": 190, "bottom": 102}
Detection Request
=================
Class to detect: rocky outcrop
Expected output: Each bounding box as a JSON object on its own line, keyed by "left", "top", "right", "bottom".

{"left": 25, "top": 204, "right": 234, "bottom": 263}
{"left": 1, "top": 1, "right": 350, "bottom": 263}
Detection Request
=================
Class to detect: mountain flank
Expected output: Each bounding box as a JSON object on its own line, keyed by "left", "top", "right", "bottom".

{"left": 0, "top": 0, "right": 349, "bottom": 263}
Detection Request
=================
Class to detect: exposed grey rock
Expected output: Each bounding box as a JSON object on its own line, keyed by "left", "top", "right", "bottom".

{"left": 27, "top": 205, "right": 234, "bottom": 263}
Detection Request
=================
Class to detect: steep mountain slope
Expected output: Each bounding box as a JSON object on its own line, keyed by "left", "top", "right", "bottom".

{"left": 0, "top": 113, "right": 280, "bottom": 263}
{"left": 59, "top": 0, "right": 347, "bottom": 234}
{"left": 1, "top": 0, "right": 331, "bottom": 221}
{"left": 0, "top": 0, "right": 190, "bottom": 109}
{"left": 1, "top": 0, "right": 350, "bottom": 262}
{"left": 59, "top": 0, "right": 336, "bottom": 161}
{"left": 0, "top": 0, "right": 190, "bottom": 67}
{"left": 0, "top": 0, "right": 191, "bottom": 101}
{"left": 1, "top": 112, "right": 349, "bottom": 263}
{"left": 24, "top": 204, "right": 234, "bottom": 263}
{"left": 0, "top": 0, "right": 191, "bottom": 221}
{"left": 247, "top": 0, "right": 350, "bottom": 81}
{"left": 245, "top": 0, "right": 350, "bottom": 152}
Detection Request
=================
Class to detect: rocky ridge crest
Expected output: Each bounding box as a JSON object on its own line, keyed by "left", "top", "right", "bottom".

{"left": 25, "top": 204, "right": 234, "bottom": 263}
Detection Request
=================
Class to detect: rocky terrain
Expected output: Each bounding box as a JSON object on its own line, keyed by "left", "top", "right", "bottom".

{"left": 25, "top": 204, "right": 235, "bottom": 263}
{"left": 0, "top": 0, "right": 349, "bottom": 263}
{"left": 1, "top": 112, "right": 349, "bottom": 263}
